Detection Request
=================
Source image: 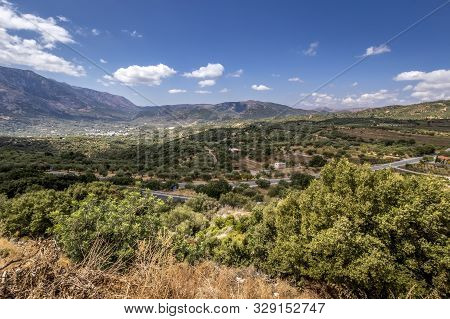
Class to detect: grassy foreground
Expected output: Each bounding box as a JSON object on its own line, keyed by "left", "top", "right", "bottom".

{"left": 0, "top": 238, "right": 324, "bottom": 299}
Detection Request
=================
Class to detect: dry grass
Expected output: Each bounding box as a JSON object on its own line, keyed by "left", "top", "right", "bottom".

{"left": 0, "top": 238, "right": 321, "bottom": 299}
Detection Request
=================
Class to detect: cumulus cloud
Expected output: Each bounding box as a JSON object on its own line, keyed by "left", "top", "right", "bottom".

{"left": 0, "top": 1, "right": 84, "bottom": 76}
{"left": 91, "top": 28, "right": 100, "bottom": 36}
{"left": 311, "top": 92, "right": 337, "bottom": 104}
{"left": 352, "top": 82, "right": 358, "bottom": 87}
{"left": 168, "top": 89, "right": 187, "bottom": 94}
{"left": 403, "top": 85, "right": 413, "bottom": 91}
{"left": 303, "top": 41, "right": 319, "bottom": 56}
{"left": 361, "top": 44, "right": 390, "bottom": 57}
{"left": 228, "top": 69, "right": 243, "bottom": 77}
{"left": 96, "top": 78, "right": 115, "bottom": 87}
{"left": 183, "top": 63, "right": 224, "bottom": 78}
{"left": 106, "top": 64, "right": 176, "bottom": 86}
{"left": 394, "top": 69, "right": 450, "bottom": 101}
{"left": 99, "top": 58, "right": 107, "bottom": 64}
{"left": 288, "top": 77, "right": 303, "bottom": 82}
{"left": 195, "top": 90, "right": 211, "bottom": 94}
{"left": 341, "top": 89, "right": 397, "bottom": 106}
{"left": 251, "top": 84, "right": 271, "bottom": 91}
{"left": 219, "top": 88, "right": 229, "bottom": 93}
{"left": 198, "top": 79, "right": 216, "bottom": 87}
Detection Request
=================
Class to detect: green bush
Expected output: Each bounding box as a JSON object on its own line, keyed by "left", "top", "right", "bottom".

{"left": 185, "top": 194, "right": 220, "bottom": 214}
{"left": 161, "top": 205, "right": 208, "bottom": 236}
{"left": 195, "top": 179, "right": 232, "bottom": 199}
{"left": 309, "top": 155, "right": 327, "bottom": 167}
{"left": 250, "top": 159, "right": 449, "bottom": 298}
{"left": 0, "top": 189, "right": 68, "bottom": 237}
{"left": 290, "top": 172, "right": 314, "bottom": 189}
{"left": 53, "top": 190, "right": 164, "bottom": 264}
{"left": 255, "top": 179, "right": 271, "bottom": 189}
{"left": 219, "top": 192, "right": 250, "bottom": 208}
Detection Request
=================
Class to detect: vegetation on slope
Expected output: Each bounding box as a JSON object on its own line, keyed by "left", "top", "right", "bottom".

{"left": 1, "top": 160, "right": 448, "bottom": 298}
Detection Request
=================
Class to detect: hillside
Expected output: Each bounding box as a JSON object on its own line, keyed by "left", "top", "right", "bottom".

{"left": 343, "top": 100, "right": 450, "bottom": 120}
{"left": 136, "top": 100, "right": 315, "bottom": 122}
{"left": 0, "top": 66, "right": 140, "bottom": 121}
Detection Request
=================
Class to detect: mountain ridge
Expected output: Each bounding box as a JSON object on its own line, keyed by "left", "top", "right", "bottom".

{"left": 0, "top": 66, "right": 140, "bottom": 121}
{"left": 136, "top": 100, "right": 315, "bottom": 122}
{"left": 0, "top": 66, "right": 449, "bottom": 124}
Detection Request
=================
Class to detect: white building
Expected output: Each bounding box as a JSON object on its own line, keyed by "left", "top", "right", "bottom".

{"left": 274, "top": 162, "right": 286, "bottom": 169}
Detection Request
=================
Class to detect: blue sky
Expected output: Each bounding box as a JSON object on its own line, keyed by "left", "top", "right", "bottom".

{"left": 0, "top": 0, "right": 449, "bottom": 109}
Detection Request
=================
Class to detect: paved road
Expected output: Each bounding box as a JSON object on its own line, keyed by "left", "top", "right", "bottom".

{"left": 371, "top": 157, "right": 424, "bottom": 171}
{"left": 150, "top": 191, "right": 191, "bottom": 202}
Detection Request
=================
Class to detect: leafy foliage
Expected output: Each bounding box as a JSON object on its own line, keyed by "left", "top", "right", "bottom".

{"left": 53, "top": 190, "right": 164, "bottom": 263}
{"left": 248, "top": 160, "right": 449, "bottom": 298}
{"left": 195, "top": 179, "right": 232, "bottom": 199}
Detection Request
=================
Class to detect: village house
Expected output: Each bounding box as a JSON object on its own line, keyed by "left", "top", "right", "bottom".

{"left": 273, "top": 162, "right": 286, "bottom": 170}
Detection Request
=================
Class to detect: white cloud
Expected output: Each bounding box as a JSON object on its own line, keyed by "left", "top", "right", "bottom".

{"left": 252, "top": 84, "right": 271, "bottom": 91}
{"left": 121, "top": 29, "right": 143, "bottom": 38}
{"left": 0, "top": 1, "right": 84, "bottom": 76}
{"left": 311, "top": 92, "right": 337, "bottom": 104}
{"left": 91, "top": 28, "right": 100, "bottom": 36}
{"left": 183, "top": 63, "right": 224, "bottom": 78}
{"left": 362, "top": 44, "right": 390, "bottom": 57}
{"left": 228, "top": 69, "right": 243, "bottom": 77}
{"left": 394, "top": 69, "right": 450, "bottom": 101}
{"left": 107, "top": 64, "right": 176, "bottom": 86}
{"left": 303, "top": 41, "right": 319, "bottom": 56}
{"left": 219, "top": 88, "right": 229, "bottom": 93}
{"left": 288, "top": 77, "right": 303, "bottom": 82}
{"left": 99, "top": 58, "right": 107, "bottom": 64}
{"left": 403, "top": 84, "right": 413, "bottom": 91}
{"left": 56, "top": 16, "right": 69, "bottom": 22}
{"left": 96, "top": 78, "right": 115, "bottom": 87}
{"left": 195, "top": 90, "right": 211, "bottom": 94}
{"left": 168, "top": 89, "right": 187, "bottom": 94}
{"left": 198, "top": 79, "right": 216, "bottom": 87}
{"left": 0, "top": 2, "right": 74, "bottom": 46}
{"left": 271, "top": 73, "right": 280, "bottom": 77}
{"left": 352, "top": 82, "right": 358, "bottom": 87}
{"left": 341, "top": 89, "right": 397, "bottom": 106}
{"left": 130, "top": 30, "right": 142, "bottom": 38}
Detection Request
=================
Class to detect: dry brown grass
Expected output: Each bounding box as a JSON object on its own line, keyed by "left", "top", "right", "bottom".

{"left": 0, "top": 238, "right": 321, "bottom": 299}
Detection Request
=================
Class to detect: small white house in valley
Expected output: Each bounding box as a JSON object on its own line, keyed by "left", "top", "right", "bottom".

{"left": 273, "top": 162, "right": 286, "bottom": 170}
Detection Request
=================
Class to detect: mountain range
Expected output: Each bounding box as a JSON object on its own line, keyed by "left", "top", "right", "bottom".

{"left": 0, "top": 66, "right": 448, "bottom": 124}
{"left": 0, "top": 66, "right": 314, "bottom": 123}
{"left": 136, "top": 100, "right": 313, "bottom": 122}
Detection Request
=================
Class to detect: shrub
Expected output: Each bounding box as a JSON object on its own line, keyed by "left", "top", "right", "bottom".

{"left": 195, "top": 179, "right": 232, "bottom": 199}
{"left": 144, "top": 179, "right": 163, "bottom": 190}
{"left": 250, "top": 159, "right": 449, "bottom": 298}
{"left": 414, "top": 145, "right": 435, "bottom": 156}
{"left": 185, "top": 194, "right": 220, "bottom": 214}
{"left": 161, "top": 206, "right": 208, "bottom": 236}
{"left": 107, "top": 173, "right": 134, "bottom": 185}
{"left": 290, "top": 172, "right": 314, "bottom": 189}
{"left": 255, "top": 179, "right": 271, "bottom": 189}
{"left": 219, "top": 192, "right": 250, "bottom": 208}
{"left": 309, "top": 155, "right": 327, "bottom": 167}
{"left": 53, "top": 191, "right": 164, "bottom": 264}
{"left": 0, "top": 189, "right": 67, "bottom": 237}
